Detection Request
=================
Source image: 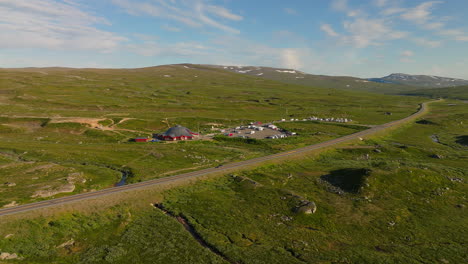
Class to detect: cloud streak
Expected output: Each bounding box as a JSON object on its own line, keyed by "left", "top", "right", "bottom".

{"left": 111, "top": 0, "right": 243, "bottom": 34}
{"left": 0, "top": 0, "right": 126, "bottom": 51}
{"left": 320, "top": 24, "right": 339, "bottom": 37}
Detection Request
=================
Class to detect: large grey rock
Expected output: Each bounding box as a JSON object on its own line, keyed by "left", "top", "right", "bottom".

{"left": 296, "top": 201, "right": 317, "bottom": 214}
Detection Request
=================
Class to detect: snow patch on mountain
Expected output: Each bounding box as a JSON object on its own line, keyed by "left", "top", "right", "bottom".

{"left": 276, "top": 70, "right": 297, "bottom": 74}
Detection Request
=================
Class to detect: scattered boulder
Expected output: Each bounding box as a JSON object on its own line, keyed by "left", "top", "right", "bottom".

{"left": 57, "top": 239, "right": 75, "bottom": 249}
{"left": 0, "top": 252, "right": 18, "bottom": 260}
{"left": 295, "top": 201, "right": 317, "bottom": 214}
{"left": 456, "top": 204, "right": 465, "bottom": 209}
{"left": 430, "top": 135, "right": 440, "bottom": 143}
{"left": 447, "top": 177, "right": 464, "bottom": 183}
{"left": 3, "top": 201, "right": 18, "bottom": 208}
{"left": 430, "top": 154, "right": 443, "bottom": 159}
{"left": 4, "top": 234, "right": 14, "bottom": 239}
{"left": 374, "top": 149, "right": 382, "bottom": 153}
{"left": 230, "top": 174, "right": 262, "bottom": 187}
{"left": 4, "top": 182, "right": 16, "bottom": 187}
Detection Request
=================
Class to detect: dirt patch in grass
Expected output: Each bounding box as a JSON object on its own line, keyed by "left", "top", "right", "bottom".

{"left": 49, "top": 118, "right": 107, "bottom": 128}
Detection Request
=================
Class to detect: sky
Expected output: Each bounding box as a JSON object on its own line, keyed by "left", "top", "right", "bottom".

{"left": 1, "top": 0, "right": 468, "bottom": 79}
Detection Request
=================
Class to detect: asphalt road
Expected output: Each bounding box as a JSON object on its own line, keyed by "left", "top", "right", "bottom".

{"left": 0, "top": 102, "right": 430, "bottom": 217}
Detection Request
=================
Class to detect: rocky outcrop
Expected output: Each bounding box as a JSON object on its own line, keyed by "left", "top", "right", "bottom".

{"left": 67, "top": 172, "right": 86, "bottom": 184}
{"left": 2, "top": 201, "right": 19, "bottom": 208}
{"left": 0, "top": 252, "right": 18, "bottom": 260}
{"left": 57, "top": 239, "right": 75, "bottom": 249}
{"left": 295, "top": 201, "right": 317, "bottom": 214}
{"left": 31, "top": 183, "right": 75, "bottom": 198}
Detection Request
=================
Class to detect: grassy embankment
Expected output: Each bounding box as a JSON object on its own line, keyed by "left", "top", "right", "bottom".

{"left": 0, "top": 99, "right": 465, "bottom": 263}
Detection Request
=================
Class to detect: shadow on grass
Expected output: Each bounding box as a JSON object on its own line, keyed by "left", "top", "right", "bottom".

{"left": 321, "top": 168, "right": 371, "bottom": 194}
{"left": 455, "top": 135, "right": 468, "bottom": 146}
{"left": 416, "top": 119, "right": 437, "bottom": 125}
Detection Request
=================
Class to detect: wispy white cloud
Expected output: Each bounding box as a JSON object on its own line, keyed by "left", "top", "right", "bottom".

{"left": 320, "top": 24, "right": 339, "bottom": 37}
{"left": 127, "top": 40, "right": 209, "bottom": 57}
{"left": 412, "top": 37, "right": 442, "bottom": 48}
{"left": 0, "top": 0, "right": 126, "bottom": 51}
{"left": 111, "top": 0, "right": 243, "bottom": 34}
{"left": 284, "top": 8, "right": 297, "bottom": 15}
{"left": 400, "top": 50, "right": 414, "bottom": 58}
{"left": 205, "top": 5, "right": 243, "bottom": 21}
{"left": 373, "top": 0, "right": 388, "bottom": 7}
{"left": 331, "top": 0, "right": 364, "bottom": 17}
{"left": 325, "top": 0, "right": 468, "bottom": 49}
{"left": 327, "top": 0, "right": 408, "bottom": 48}
{"left": 439, "top": 28, "right": 468, "bottom": 41}
{"left": 341, "top": 18, "right": 407, "bottom": 48}
{"left": 161, "top": 24, "right": 182, "bottom": 32}
{"left": 331, "top": 0, "right": 348, "bottom": 12}
{"left": 400, "top": 1, "right": 443, "bottom": 25}
{"left": 380, "top": 7, "right": 406, "bottom": 16}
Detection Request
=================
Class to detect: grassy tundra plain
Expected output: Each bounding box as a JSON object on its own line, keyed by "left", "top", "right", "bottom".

{"left": 0, "top": 97, "right": 466, "bottom": 263}
{"left": 0, "top": 65, "right": 421, "bottom": 206}
{"left": 1, "top": 65, "right": 466, "bottom": 263}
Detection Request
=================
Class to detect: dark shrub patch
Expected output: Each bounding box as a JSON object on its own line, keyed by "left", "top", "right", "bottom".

{"left": 321, "top": 168, "right": 371, "bottom": 193}
{"left": 416, "top": 119, "right": 437, "bottom": 125}
{"left": 455, "top": 135, "right": 468, "bottom": 146}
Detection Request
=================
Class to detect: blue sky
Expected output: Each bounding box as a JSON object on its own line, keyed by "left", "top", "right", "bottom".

{"left": 1, "top": 0, "right": 468, "bottom": 79}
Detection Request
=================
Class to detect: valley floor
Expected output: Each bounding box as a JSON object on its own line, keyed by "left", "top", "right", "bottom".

{"left": 0, "top": 100, "right": 466, "bottom": 263}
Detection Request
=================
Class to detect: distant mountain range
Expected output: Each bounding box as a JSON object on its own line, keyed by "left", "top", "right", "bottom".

{"left": 204, "top": 65, "right": 415, "bottom": 94}
{"left": 368, "top": 73, "right": 468, "bottom": 88}
{"left": 205, "top": 65, "right": 468, "bottom": 97}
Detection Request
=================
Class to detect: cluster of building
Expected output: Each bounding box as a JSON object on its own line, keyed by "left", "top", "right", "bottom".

{"left": 133, "top": 121, "right": 301, "bottom": 143}
{"left": 308, "top": 116, "right": 352, "bottom": 123}
{"left": 278, "top": 116, "right": 352, "bottom": 123}
{"left": 134, "top": 125, "right": 198, "bottom": 142}
{"left": 266, "top": 134, "right": 287, "bottom": 139}
{"left": 222, "top": 122, "right": 294, "bottom": 140}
